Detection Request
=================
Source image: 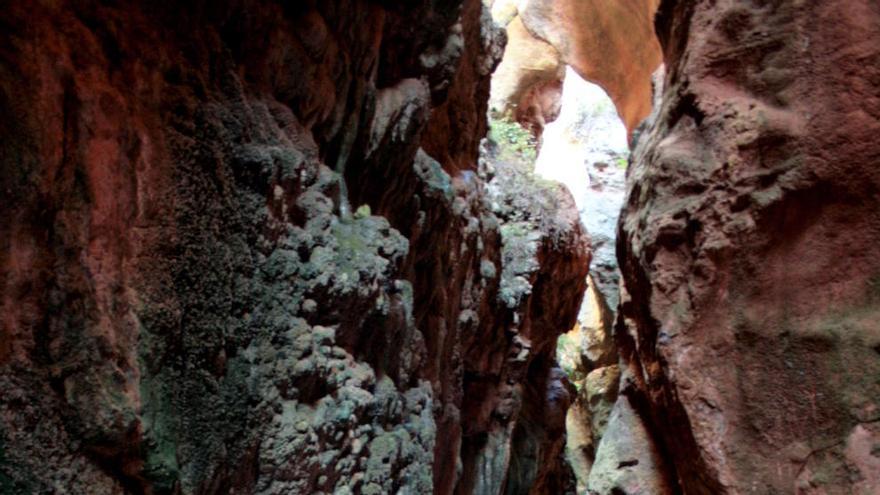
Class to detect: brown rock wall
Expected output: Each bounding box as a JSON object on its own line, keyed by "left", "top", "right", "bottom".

{"left": 0, "top": 1, "right": 588, "bottom": 493}
{"left": 618, "top": 0, "right": 880, "bottom": 493}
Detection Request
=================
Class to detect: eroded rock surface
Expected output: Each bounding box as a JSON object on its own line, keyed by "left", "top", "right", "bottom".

{"left": 0, "top": 1, "right": 588, "bottom": 493}
{"left": 533, "top": 68, "right": 630, "bottom": 491}
{"left": 487, "top": 0, "right": 662, "bottom": 139}
{"left": 457, "top": 142, "right": 590, "bottom": 495}
{"left": 617, "top": 0, "right": 880, "bottom": 493}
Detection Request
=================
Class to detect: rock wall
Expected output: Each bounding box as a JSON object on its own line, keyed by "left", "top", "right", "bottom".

{"left": 529, "top": 69, "right": 630, "bottom": 491}
{"left": 0, "top": 1, "right": 588, "bottom": 493}
{"left": 614, "top": 0, "right": 880, "bottom": 493}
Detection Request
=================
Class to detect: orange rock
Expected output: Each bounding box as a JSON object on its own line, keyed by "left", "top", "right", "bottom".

{"left": 519, "top": 0, "right": 663, "bottom": 137}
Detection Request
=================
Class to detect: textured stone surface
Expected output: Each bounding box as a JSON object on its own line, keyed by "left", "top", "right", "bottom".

{"left": 5, "top": 0, "right": 876, "bottom": 493}
{"left": 563, "top": 363, "right": 621, "bottom": 492}
{"left": 534, "top": 68, "right": 630, "bottom": 491}
{"left": 617, "top": 0, "right": 880, "bottom": 493}
{"left": 586, "top": 394, "right": 672, "bottom": 495}
{"left": 534, "top": 68, "right": 630, "bottom": 316}
{"left": 0, "top": 1, "right": 588, "bottom": 493}
{"left": 453, "top": 142, "right": 590, "bottom": 495}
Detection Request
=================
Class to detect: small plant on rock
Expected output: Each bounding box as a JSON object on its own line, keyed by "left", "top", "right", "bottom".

{"left": 488, "top": 113, "right": 538, "bottom": 163}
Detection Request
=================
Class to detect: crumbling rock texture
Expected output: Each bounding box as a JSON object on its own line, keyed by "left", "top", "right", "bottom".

{"left": 517, "top": 0, "right": 663, "bottom": 136}
{"left": 479, "top": 152, "right": 589, "bottom": 495}
{"left": 0, "top": 1, "right": 588, "bottom": 493}
{"left": 616, "top": 0, "right": 880, "bottom": 493}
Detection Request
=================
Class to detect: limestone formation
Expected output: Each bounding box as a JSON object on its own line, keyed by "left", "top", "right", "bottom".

{"left": 532, "top": 68, "right": 630, "bottom": 491}
{"left": 488, "top": 0, "right": 662, "bottom": 139}
{"left": 586, "top": 395, "right": 672, "bottom": 495}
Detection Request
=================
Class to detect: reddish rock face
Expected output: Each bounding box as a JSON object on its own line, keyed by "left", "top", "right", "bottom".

{"left": 0, "top": 1, "right": 588, "bottom": 493}
{"left": 618, "top": 0, "right": 880, "bottom": 493}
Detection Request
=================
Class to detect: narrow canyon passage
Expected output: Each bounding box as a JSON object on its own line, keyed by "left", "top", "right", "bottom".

{"left": 1, "top": 1, "right": 879, "bottom": 495}
{"left": 484, "top": 3, "right": 665, "bottom": 490}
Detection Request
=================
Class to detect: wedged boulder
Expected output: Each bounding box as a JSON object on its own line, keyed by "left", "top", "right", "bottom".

{"left": 518, "top": 0, "right": 662, "bottom": 136}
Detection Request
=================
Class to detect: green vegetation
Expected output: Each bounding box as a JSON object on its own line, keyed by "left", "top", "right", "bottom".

{"left": 556, "top": 332, "right": 581, "bottom": 385}
{"left": 489, "top": 114, "right": 538, "bottom": 163}
{"left": 354, "top": 204, "right": 372, "bottom": 219}
{"left": 615, "top": 156, "right": 628, "bottom": 169}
